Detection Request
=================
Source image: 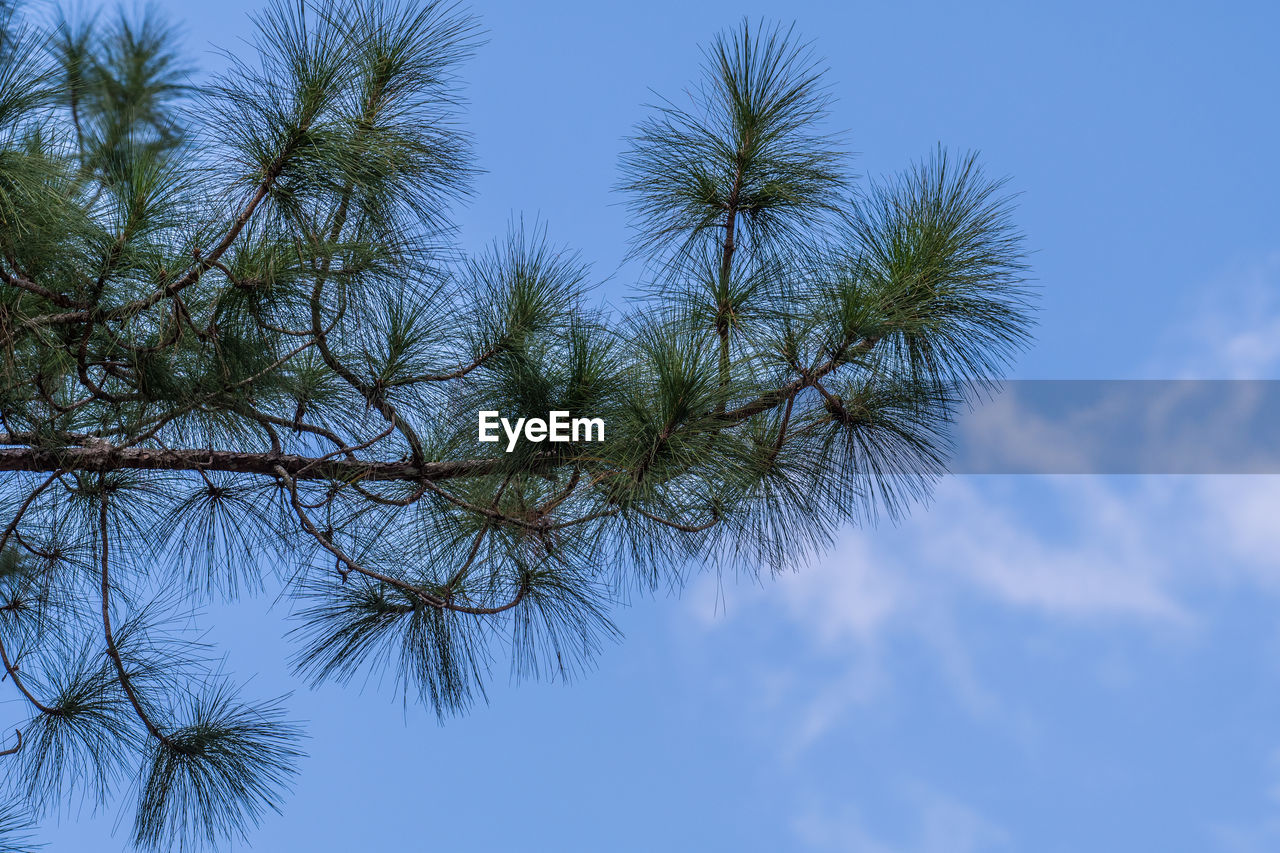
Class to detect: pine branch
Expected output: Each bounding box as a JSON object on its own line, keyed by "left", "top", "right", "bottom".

{"left": 0, "top": 4, "right": 1033, "bottom": 849}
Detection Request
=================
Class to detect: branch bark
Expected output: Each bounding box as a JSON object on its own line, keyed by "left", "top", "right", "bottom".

{"left": 0, "top": 444, "right": 508, "bottom": 482}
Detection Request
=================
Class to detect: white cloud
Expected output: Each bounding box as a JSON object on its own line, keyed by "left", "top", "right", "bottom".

{"left": 685, "top": 474, "right": 1194, "bottom": 752}
{"left": 792, "top": 784, "right": 1009, "bottom": 853}
{"left": 1194, "top": 477, "right": 1280, "bottom": 586}
{"left": 776, "top": 532, "right": 904, "bottom": 646}
{"left": 697, "top": 475, "right": 1190, "bottom": 638}
{"left": 908, "top": 478, "right": 1185, "bottom": 619}
{"left": 1161, "top": 252, "right": 1280, "bottom": 379}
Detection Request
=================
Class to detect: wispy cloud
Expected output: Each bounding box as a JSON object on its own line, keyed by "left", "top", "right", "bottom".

{"left": 792, "top": 784, "right": 1010, "bottom": 853}
{"left": 1159, "top": 252, "right": 1280, "bottom": 379}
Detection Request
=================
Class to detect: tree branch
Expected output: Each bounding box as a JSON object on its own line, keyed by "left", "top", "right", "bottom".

{"left": 0, "top": 444, "right": 509, "bottom": 482}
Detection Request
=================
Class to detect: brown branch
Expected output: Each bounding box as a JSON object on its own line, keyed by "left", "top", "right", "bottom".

{"left": 0, "top": 444, "right": 508, "bottom": 482}
{"left": 771, "top": 392, "right": 796, "bottom": 457}
{"left": 444, "top": 473, "right": 516, "bottom": 590}
{"left": 0, "top": 267, "right": 85, "bottom": 309}
{"left": 0, "top": 728, "right": 21, "bottom": 757}
{"left": 0, "top": 637, "right": 58, "bottom": 717}
{"left": 541, "top": 508, "right": 619, "bottom": 531}
{"left": 0, "top": 472, "right": 64, "bottom": 717}
{"left": 98, "top": 485, "right": 184, "bottom": 751}
{"left": 19, "top": 160, "right": 287, "bottom": 331}
{"left": 633, "top": 505, "right": 719, "bottom": 533}
{"left": 399, "top": 343, "right": 501, "bottom": 384}
{"left": 296, "top": 423, "right": 396, "bottom": 477}
{"left": 275, "top": 465, "right": 527, "bottom": 616}
{"left": 309, "top": 271, "right": 427, "bottom": 464}
{"left": 714, "top": 163, "right": 744, "bottom": 413}
{"left": 717, "top": 335, "right": 881, "bottom": 424}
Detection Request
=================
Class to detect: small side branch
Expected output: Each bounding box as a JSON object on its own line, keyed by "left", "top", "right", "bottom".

{"left": 634, "top": 505, "right": 720, "bottom": 533}
{"left": 276, "top": 465, "right": 530, "bottom": 616}
{"left": 98, "top": 486, "right": 184, "bottom": 752}
{"left": 0, "top": 728, "right": 21, "bottom": 757}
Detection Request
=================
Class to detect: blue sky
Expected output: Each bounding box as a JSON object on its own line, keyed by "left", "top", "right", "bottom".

{"left": 21, "top": 0, "right": 1280, "bottom": 850}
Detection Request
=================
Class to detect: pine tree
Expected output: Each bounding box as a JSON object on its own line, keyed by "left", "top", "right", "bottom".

{"left": 0, "top": 0, "right": 1032, "bottom": 848}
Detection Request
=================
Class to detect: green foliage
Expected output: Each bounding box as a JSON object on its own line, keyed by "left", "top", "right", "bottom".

{"left": 13, "top": 645, "right": 134, "bottom": 812}
{"left": 52, "top": 6, "right": 190, "bottom": 180}
{"left": 0, "top": 801, "right": 37, "bottom": 853}
{"left": 0, "top": 2, "right": 1033, "bottom": 850}
{"left": 133, "top": 686, "right": 301, "bottom": 853}
{"left": 619, "top": 20, "right": 846, "bottom": 267}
